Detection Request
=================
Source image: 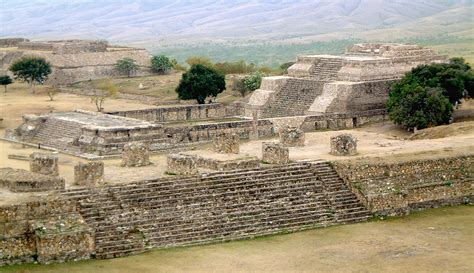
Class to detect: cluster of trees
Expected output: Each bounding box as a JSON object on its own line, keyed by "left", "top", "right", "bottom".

{"left": 388, "top": 58, "right": 473, "bottom": 130}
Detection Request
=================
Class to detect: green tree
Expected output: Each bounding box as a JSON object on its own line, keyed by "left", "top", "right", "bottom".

{"left": 176, "top": 64, "right": 226, "bottom": 104}
{"left": 115, "top": 57, "right": 139, "bottom": 77}
{"left": 242, "top": 71, "right": 264, "bottom": 95}
{"left": 0, "top": 75, "right": 13, "bottom": 93}
{"left": 151, "top": 55, "right": 173, "bottom": 73}
{"left": 387, "top": 86, "right": 453, "bottom": 130}
{"left": 9, "top": 56, "right": 52, "bottom": 93}
{"left": 279, "top": 61, "right": 295, "bottom": 74}
{"left": 397, "top": 58, "right": 472, "bottom": 104}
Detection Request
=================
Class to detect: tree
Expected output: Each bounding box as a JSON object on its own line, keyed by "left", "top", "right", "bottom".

{"left": 0, "top": 75, "right": 13, "bottom": 93}
{"left": 387, "top": 86, "right": 453, "bottom": 130}
{"left": 185, "top": 56, "right": 214, "bottom": 69}
{"left": 115, "top": 57, "right": 139, "bottom": 77}
{"left": 90, "top": 80, "right": 118, "bottom": 112}
{"left": 242, "top": 72, "right": 264, "bottom": 95}
{"left": 176, "top": 64, "right": 226, "bottom": 104}
{"left": 9, "top": 56, "right": 52, "bottom": 93}
{"left": 397, "top": 58, "right": 473, "bottom": 105}
{"left": 151, "top": 55, "right": 173, "bottom": 73}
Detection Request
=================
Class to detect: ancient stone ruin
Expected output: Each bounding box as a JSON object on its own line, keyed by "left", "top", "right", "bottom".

{"left": 244, "top": 43, "right": 446, "bottom": 118}
{"left": 0, "top": 168, "right": 65, "bottom": 192}
{"left": 74, "top": 161, "right": 105, "bottom": 186}
{"left": 213, "top": 132, "right": 240, "bottom": 154}
{"left": 330, "top": 134, "right": 358, "bottom": 156}
{"left": 121, "top": 142, "right": 151, "bottom": 167}
{"left": 279, "top": 127, "right": 305, "bottom": 147}
{"left": 167, "top": 153, "right": 198, "bottom": 175}
{"left": 0, "top": 38, "right": 152, "bottom": 85}
{"left": 29, "top": 152, "right": 59, "bottom": 176}
{"left": 262, "top": 142, "right": 289, "bottom": 164}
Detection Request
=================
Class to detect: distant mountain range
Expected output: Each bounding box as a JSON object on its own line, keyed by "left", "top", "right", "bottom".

{"left": 1, "top": 0, "right": 472, "bottom": 47}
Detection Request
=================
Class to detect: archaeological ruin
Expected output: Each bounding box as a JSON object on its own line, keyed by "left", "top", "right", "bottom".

{"left": 1, "top": 43, "right": 472, "bottom": 266}
{"left": 0, "top": 38, "right": 152, "bottom": 85}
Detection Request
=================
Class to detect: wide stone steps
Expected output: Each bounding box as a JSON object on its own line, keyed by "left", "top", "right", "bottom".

{"left": 32, "top": 117, "right": 83, "bottom": 151}
{"left": 61, "top": 162, "right": 370, "bottom": 259}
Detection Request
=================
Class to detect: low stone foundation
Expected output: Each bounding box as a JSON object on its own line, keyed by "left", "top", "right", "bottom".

{"left": 29, "top": 153, "right": 59, "bottom": 176}
{"left": 262, "top": 142, "right": 289, "bottom": 164}
{"left": 0, "top": 168, "right": 65, "bottom": 192}
{"left": 195, "top": 156, "right": 260, "bottom": 171}
{"left": 166, "top": 153, "right": 198, "bottom": 175}
{"left": 213, "top": 132, "right": 240, "bottom": 154}
{"left": 74, "top": 162, "right": 104, "bottom": 187}
{"left": 333, "top": 155, "right": 473, "bottom": 216}
{"left": 279, "top": 127, "right": 305, "bottom": 147}
{"left": 330, "top": 134, "right": 358, "bottom": 156}
{"left": 121, "top": 142, "right": 151, "bottom": 167}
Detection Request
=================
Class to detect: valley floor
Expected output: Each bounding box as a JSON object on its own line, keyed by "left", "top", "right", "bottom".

{"left": 2, "top": 205, "right": 473, "bottom": 273}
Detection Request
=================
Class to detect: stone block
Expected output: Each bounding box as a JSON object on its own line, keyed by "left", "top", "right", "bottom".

{"left": 279, "top": 127, "right": 305, "bottom": 147}
{"left": 121, "top": 142, "right": 151, "bottom": 167}
{"left": 330, "top": 134, "right": 358, "bottom": 156}
{"left": 74, "top": 161, "right": 104, "bottom": 187}
{"left": 0, "top": 168, "right": 65, "bottom": 192}
{"left": 213, "top": 132, "right": 240, "bottom": 154}
{"left": 167, "top": 154, "right": 198, "bottom": 175}
{"left": 262, "top": 142, "right": 289, "bottom": 164}
{"left": 29, "top": 153, "right": 59, "bottom": 176}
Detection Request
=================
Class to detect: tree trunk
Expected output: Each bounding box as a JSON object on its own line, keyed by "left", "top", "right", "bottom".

{"left": 31, "top": 83, "right": 36, "bottom": 94}
{"left": 4, "top": 85, "right": 6, "bottom": 93}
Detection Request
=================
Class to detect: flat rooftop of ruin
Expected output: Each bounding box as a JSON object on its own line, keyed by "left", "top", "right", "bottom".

{"left": 45, "top": 111, "right": 159, "bottom": 128}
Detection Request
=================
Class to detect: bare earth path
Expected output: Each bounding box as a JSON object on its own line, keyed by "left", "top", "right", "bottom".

{"left": 3, "top": 205, "right": 473, "bottom": 273}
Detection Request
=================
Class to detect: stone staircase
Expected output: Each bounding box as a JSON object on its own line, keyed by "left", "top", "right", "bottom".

{"left": 31, "top": 117, "right": 83, "bottom": 152}
{"left": 309, "top": 57, "right": 344, "bottom": 81}
{"left": 61, "top": 161, "right": 370, "bottom": 259}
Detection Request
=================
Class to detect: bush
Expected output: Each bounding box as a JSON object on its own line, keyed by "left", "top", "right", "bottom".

{"left": 176, "top": 64, "right": 226, "bottom": 104}
{"left": 242, "top": 72, "right": 264, "bottom": 94}
{"left": 9, "top": 56, "right": 51, "bottom": 93}
{"left": 115, "top": 57, "right": 139, "bottom": 77}
{"left": 387, "top": 86, "right": 453, "bottom": 130}
{"left": 0, "top": 75, "right": 13, "bottom": 92}
{"left": 151, "top": 55, "right": 173, "bottom": 73}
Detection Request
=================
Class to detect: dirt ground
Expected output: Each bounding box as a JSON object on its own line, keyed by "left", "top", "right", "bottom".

{"left": 3, "top": 205, "right": 473, "bottom": 273}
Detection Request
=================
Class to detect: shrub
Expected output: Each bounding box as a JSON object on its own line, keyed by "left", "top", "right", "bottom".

{"left": 242, "top": 72, "right": 264, "bottom": 94}
{"left": 151, "top": 55, "right": 173, "bottom": 73}
{"left": 0, "top": 75, "right": 13, "bottom": 92}
{"left": 176, "top": 64, "right": 226, "bottom": 104}
{"left": 115, "top": 57, "right": 139, "bottom": 77}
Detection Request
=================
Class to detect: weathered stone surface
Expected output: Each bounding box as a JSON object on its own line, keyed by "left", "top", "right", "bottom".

{"left": 74, "top": 161, "right": 104, "bottom": 187}
{"left": 213, "top": 132, "right": 240, "bottom": 154}
{"left": 195, "top": 155, "right": 260, "bottom": 171}
{"left": 166, "top": 153, "right": 198, "bottom": 175}
{"left": 29, "top": 153, "right": 59, "bottom": 176}
{"left": 121, "top": 142, "right": 151, "bottom": 167}
{"left": 279, "top": 126, "right": 305, "bottom": 147}
{"left": 0, "top": 168, "right": 65, "bottom": 192}
{"left": 262, "top": 142, "right": 289, "bottom": 164}
{"left": 330, "top": 134, "right": 358, "bottom": 156}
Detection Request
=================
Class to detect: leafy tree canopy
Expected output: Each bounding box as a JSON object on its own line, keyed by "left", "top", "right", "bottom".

{"left": 242, "top": 71, "right": 264, "bottom": 93}
{"left": 0, "top": 75, "right": 13, "bottom": 92}
{"left": 151, "top": 55, "right": 173, "bottom": 73}
{"left": 115, "top": 57, "right": 139, "bottom": 77}
{"left": 176, "top": 64, "right": 226, "bottom": 104}
{"left": 9, "top": 56, "right": 52, "bottom": 93}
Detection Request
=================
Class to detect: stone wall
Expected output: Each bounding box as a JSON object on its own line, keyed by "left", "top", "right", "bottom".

{"left": 0, "top": 168, "right": 65, "bottom": 192}
{"left": 74, "top": 161, "right": 105, "bottom": 186}
{"left": 333, "top": 155, "right": 473, "bottom": 216}
{"left": 29, "top": 153, "right": 59, "bottom": 176}
{"left": 213, "top": 132, "right": 240, "bottom": 154}
{"left": 262, "top": 142, "right": 289, "bottom": 164}
{"left": 107, "top": 103, "right": 228, "bottom": 122}
{"left": 166, "top": 153, "right": 198, "bottom": 175}
{"left": 121, "top": 142, "right": 151, "bottom": 167}
{"left": 0, "top": 198, "right": 94, "bottom": 265}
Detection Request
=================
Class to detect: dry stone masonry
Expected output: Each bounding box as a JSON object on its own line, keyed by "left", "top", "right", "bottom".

{"left": 279, "top": 127, "right": 305, "bottom": 147}
{"left": 213, "top": 132, "right": 240, "bottom": 154}
{"left": 262, "top": 142, "right": 289, "bottom": 164}
{"left": 74, "top": 161, "right": 105, "bottom": 187}
{"left": 167, "top": 153, "right": 198, "bottom": 175}
{"left": 0, "top": 168, "right": 65, "bottom": 192}
{"left": 121, "top": 142, "right": 151, "bottom": 167}
{"left": 244, "top": 43, "right": 446, "bottom": 118}
{"left": 29, "top": 153, "right": 59, "bottom": 176}
{"left": 330, "top": 134, "right": 358, "bottom": 156}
